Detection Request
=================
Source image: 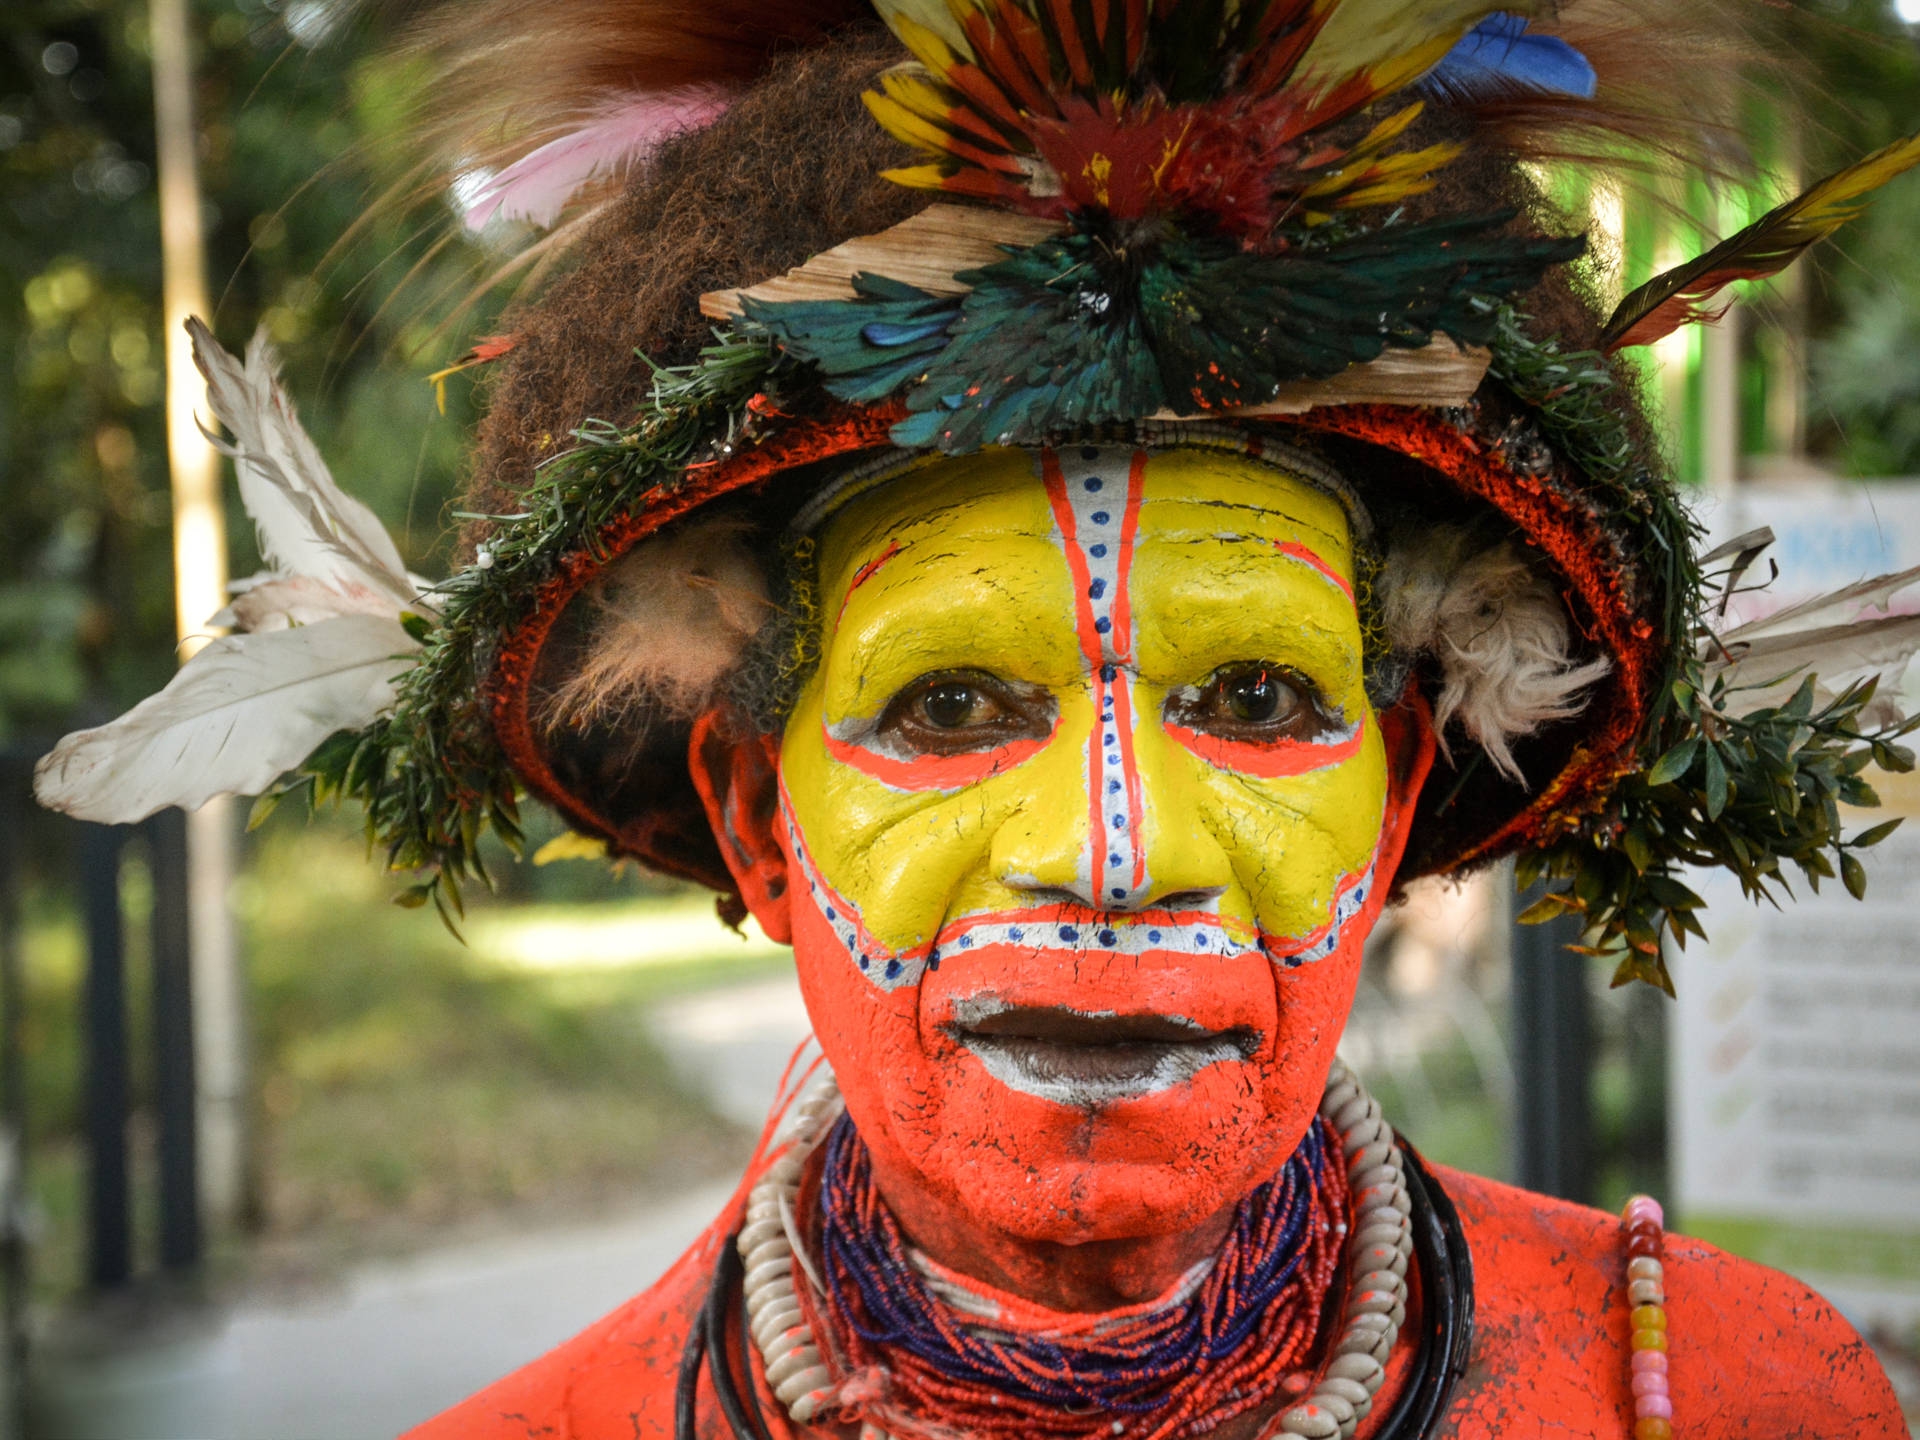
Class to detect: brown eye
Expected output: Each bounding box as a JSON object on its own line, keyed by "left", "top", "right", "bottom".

{"left": 1221, "top": 667, "right": 1295, "bottom": 724}
{"left": 919, "top": 679, "right": 995, "bottom": 729}
{"left": 878, "top": 671, "right": 1055, "bottom": 756}
{"left": 1168, "top": 663, "right": 1327, "bottom": 742}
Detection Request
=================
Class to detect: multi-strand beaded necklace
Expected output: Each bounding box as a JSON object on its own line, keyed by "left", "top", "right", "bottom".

{"left": 814, "top": 1112, "right": 1348, "bottom": 1440}
{"left": 722, "top": 1061, "right": 1451, "bottom": 1440}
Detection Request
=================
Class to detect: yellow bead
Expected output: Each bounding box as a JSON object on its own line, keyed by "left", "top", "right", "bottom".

{"left": 1631, "top": 1328, "right": 1669, "bottom": 1352}
{"left": 1630, "top": 1305, "right": 1667, "bottom": 1331}
{"left": 1634, "top": 1420, "right": 1673, "bottom": 1440}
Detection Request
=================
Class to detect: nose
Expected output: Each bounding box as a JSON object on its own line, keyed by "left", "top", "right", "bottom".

{"left": 991, "top": 670, "right": 1231, "bottom": 913}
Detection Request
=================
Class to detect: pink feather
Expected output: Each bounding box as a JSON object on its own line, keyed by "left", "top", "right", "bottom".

{"left": 463, "top": 86, "right": 732, "bottom": 231}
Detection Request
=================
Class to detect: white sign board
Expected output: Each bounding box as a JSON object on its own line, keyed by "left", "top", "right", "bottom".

{"left": 1673, "top": 480, "right": 1920, "bottom": 1327}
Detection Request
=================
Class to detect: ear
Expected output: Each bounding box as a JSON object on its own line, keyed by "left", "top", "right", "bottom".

{"left": 1375, "top": 688, "right": 1438, "bottom": 890}
{"left": 688, "top": 707, "right": 793, "bottom": 944}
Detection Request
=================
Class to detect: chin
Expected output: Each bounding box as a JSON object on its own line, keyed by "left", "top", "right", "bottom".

{"left": 870, "top": 1063, "right": 1316, "bottom": 1243}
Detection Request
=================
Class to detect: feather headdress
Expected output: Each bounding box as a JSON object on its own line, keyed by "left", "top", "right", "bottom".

{"left": 32, "top": 323, "right": 435, "bottom": 825}
{"left": 34, "top": 0, "right": 1920, "bottom": 977}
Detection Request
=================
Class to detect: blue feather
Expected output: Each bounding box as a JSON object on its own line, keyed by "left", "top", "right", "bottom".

{"left": 861, "top": 317, "right": 953, "bottom": 347}
{"left": 1419, "top": 13, "right": 1596, "bottom": 101}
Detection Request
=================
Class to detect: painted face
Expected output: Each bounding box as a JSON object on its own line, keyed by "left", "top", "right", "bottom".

{"left": 780, "top": 444, "right": 1415, "bottom": 1244}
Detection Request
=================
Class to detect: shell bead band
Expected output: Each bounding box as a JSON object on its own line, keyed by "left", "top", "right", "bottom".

{"left": 1621, "top": 1195, "right": 1674, "bottom": 1440}
{"left": 737, "top": 1061, "right": 1416, "bottom": 1440}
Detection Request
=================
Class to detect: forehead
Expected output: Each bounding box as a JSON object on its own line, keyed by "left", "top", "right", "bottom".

{"left": 814, "top": 446, "right": 1355, "bottom": 587}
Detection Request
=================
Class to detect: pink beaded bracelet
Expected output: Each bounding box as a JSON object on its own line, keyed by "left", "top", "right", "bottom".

{"left": 1621, "top": 1194, "right": 1672, "bottom": 1440}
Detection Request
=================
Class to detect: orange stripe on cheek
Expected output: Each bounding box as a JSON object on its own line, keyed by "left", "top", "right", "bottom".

{"left": 1163, "top": 717, "right": 1367, "bottom": 778}
{"left": 821, "top": 722, "right": 1058, "bottom": 792}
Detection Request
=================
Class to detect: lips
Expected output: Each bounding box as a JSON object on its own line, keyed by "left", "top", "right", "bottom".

{"left": 943, "top": 998, "right": 1261, "bottom": 1109}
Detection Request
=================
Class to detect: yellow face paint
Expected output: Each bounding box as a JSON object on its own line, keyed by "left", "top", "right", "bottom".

{"left": 780, "top": 444, "right": 1387, "bottom": 974}
{"left": 778, "top": 443, "right": 1405, "bottom": 1243}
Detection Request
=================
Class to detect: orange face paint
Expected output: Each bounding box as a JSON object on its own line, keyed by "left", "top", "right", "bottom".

{"left": 779, "top": 443, "right": 1422, "bottom": 1245}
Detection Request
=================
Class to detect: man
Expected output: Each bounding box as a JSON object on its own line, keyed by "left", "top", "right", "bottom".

{"left": 35, "top": 2, "right": 1917, "bottom": 1434}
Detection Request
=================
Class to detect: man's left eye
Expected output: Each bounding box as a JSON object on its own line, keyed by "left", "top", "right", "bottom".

{"left": 1169, "top": 663, "right": 1330, "bottom": 741}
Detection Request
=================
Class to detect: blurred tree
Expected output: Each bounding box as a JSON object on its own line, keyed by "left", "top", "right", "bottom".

{"left": 0, "top": 0, "right": 500, "bottom": 749}
{"left": 1794, "top": 0, "right": 1920, "bottom": 475}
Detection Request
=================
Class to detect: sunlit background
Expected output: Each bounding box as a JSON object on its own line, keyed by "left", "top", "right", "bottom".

{"left": 3, "top": 2, "right": 1920, "bottom": 1436}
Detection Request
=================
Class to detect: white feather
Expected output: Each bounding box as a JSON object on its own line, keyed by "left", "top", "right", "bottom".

{"left": 1707, "top": 566, "right": 1920, "bottom": 726}
{"left": 213, "top": 573, "right": 415, "bottom": 631}
{"left": 187, "top": 318, "right": 423, "bottom": 615}
{"left": 32, "top": 615, "right": 420, "bottom": 824}
{"left": 1715, "top": 561, "right": 1920, "bottom": 647}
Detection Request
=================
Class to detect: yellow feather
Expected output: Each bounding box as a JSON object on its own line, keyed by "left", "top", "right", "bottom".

{"left": 880, "top": 69, "right": 963, "bottom": 121}
{"left": 1298, "top": 0, "right": 1524, "bottom": 98}
{"left": 1348, "top": 102, "right": 1425, "bottom": 157}
{"left": 864, "top": 91, "right": 967, "bottom": 154}
{"left": 879, "top": 162, "right": 963, "bottom": 191}
{"left": 871, "top": 0, "right": 973, "bottom": 58}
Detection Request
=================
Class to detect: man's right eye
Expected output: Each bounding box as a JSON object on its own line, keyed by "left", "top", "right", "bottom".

{"left": 877, "top": 672, "right": 1054, "bottom": 755}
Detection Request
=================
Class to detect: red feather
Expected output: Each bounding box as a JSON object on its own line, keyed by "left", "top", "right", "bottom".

{"left": 1602, "top": 130, "right": 1920, "bottom": 352}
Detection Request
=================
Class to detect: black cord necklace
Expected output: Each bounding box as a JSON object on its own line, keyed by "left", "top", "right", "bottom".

{"left": 676, "top": 1138, "right": 1474, "bottom": 1440}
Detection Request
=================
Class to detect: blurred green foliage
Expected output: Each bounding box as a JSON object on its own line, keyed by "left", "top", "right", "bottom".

{"left": 1, "top": 0, "right": 498, "bottom": 748}
{"left": 1788, "top": 0, "right": 1920, "bottom": 474}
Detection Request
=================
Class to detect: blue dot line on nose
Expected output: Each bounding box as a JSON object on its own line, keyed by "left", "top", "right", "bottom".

{"left": 1090, "top": 543, "right": 1108, "bottom": 558}
{"left": 1091, "top": 511, "right": 1110, "bottom": 525}
{"left": 1088, "top": 579, "right": 1106, "bottom": 599}
{"left": 1095, "top": 616, "right": 1112, "bottom": 633}
{"left": 1111, "top": 815, "right": 1127, "bottom": 829}
{"left": 1084, "top": 477, "right": 1103, "bottom": 492}
{"left": 1107, "top": 780, "right": 1122, "bottom": 795}
{"left": 1107, "top": 851, "right": 1123, "bottom": 866}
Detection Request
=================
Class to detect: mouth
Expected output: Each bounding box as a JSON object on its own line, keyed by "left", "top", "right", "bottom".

{"left": 943, "top": 999, "right": 1261, "bottom": 1108}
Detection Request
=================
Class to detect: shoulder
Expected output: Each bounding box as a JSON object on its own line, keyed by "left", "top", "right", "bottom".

{"left": 399, "top": 1235, "right": 713, "bottom": 1440}
{"left": 1428, "top": 1165, "right": 1906, "bottom": 1439}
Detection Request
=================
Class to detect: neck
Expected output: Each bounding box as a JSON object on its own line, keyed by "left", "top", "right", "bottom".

{"left": 862, "top": 1147, "right": 1244, "bottom": 1314}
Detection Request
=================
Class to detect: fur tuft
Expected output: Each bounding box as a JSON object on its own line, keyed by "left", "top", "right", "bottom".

{"left": 540, "top": 516, "right": 770, "bottom": 737}
{"left": 1381, "top": 528, "right": 1611, "bottom": 781}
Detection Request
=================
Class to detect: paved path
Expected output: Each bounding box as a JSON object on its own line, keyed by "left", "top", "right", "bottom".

{"left": 30, "top": 1181, "right": 737, "bottom": 1440}
{"left": 29, "top": 974, "right": 815, "bottom": 1440}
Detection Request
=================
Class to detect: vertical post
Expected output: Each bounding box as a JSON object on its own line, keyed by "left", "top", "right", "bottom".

{"left": 152, "top": 0, "right": 248, "bottom": 1232}
{"left": 148, "top": 808, "right": 200, "bottom": 1269}
{"left": 1511, "top": 891, "right": 1593, "bottom": 1203}
{"left": 151, "top": 0, "right": 224, "bottom": 650}
{"left": 1700, "top": 306, "right": 1742, "bottom": 496}
{"left": 0, "top": 762, "right": 31, "bottom": 1436}
{"left": 80, "top": 823, "right": 131, "bottom": 1288}
{"left": 1623, "top": 979, "right": 1671, "bottom": 1203}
